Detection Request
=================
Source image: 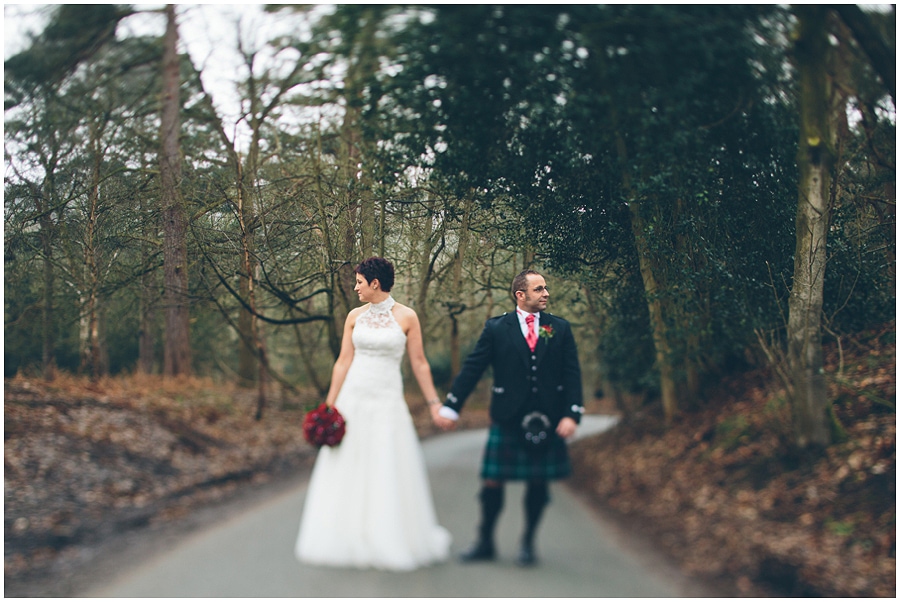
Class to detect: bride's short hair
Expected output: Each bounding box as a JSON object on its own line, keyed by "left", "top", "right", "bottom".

{"left": 355, "top": 257, "right": 395, "bottom": 292}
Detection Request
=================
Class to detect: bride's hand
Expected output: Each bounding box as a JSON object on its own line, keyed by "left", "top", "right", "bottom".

{"left": 430, "top": 403, "right": 457, "bottom": 431}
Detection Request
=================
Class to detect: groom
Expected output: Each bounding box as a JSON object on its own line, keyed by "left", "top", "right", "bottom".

{"left": 431, "top": 269, "right": 584, "bottom": 567}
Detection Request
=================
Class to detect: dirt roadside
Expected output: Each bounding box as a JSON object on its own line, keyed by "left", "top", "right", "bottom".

{"left": 3, "top": 376, "right": 492, "bottom": 597}
{"left": 4, "top": 327, "right": 895, "bottom": 598}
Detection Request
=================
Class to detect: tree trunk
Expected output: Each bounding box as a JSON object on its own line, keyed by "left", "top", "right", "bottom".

{"left": 160, "top": 4, "right": 191, "bottom": 378}
{"left": 138, "top": 172, "right": 156, "bottom": 374}
{"left": 308, "top": 122, "right": 346, "bottom": 359}
{"left": 36, "top": 186, "right": 57, "bottom": 381}
{"left": 138, "top": 272, "right": 156, "bottom": 374}
{"left": 322, "top": 6, "right": 382, "bottom": 353}
{"left": 413, "top": 197, "right": 442, "bottom": 332}
{"left": 329, "top": 122, "right": 364, "bottom": 353}
{"left": 236, "top": 165, "right": 266, "bottom": 415}
{"left": 346, "top": 7, "right": 378, "bottom": 259}
{"left": 448, "top": 196, "right": 473, "bottom": 377}
{"left": 593, "top": 46, "right": 680, "bottom": 425}
{"left": 235, "top": 156, "right": 258, "bottom": 388}
{"left": 787, "top": 5, "right": 833, "bottom": 448}
{"left": 81, "top": 126, "right": 104, "bottom": 380}
{"left": 609, "top": 108, "right": 679, "bottom": 423}
{"left": 673, "top": 196, "right": 704, "bottom": 400}
{"left": 253, "top": 265, "right": 268, "bottom": 421}
{"left": 627, "top": 202, "right": 678, "bottom": 424}
{"left": 236, "top": 281, "right": 257, "bottom": 385}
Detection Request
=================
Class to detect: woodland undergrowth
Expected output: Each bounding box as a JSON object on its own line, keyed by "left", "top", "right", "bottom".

{"left": 2, "top": 372, "right": 490, "bottom": 595}
{"left": 4, "top": 325, "right": 895, "bottom": 597}
{"left": 570, "top": 322, "right": 895, "bottom": 597}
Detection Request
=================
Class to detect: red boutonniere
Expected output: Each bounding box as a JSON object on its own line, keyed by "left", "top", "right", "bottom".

{"left": 539, "top": 324, "right": 554, "bottom": 340}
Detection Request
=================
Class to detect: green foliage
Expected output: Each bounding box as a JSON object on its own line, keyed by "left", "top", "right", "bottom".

{"left": 822, "top": 97, "right": 895, "bottom": 334}
{"left": 4, "top": 4, "right": 134, "bottom": 93}
{"left": 715, "top": 413, "right": 753, "bottom": 452}
{"left": 594, "top": 272, "right": 657, "bottom": 394}
{"left": 399, "top": 5, "right": 806, "bottom": 392}
{"left": 3, "top": 5, "right": 894, "bottom": 400}
{"left": 3, "top": 268, "right": 46, "bottom": 377}
{"left": 825, "top": 517, "right": 856, "bottom": 537}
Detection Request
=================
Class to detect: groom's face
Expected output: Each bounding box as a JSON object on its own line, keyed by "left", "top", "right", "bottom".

{"left": 516, "top": 274, "right": 550, "bottom": 313}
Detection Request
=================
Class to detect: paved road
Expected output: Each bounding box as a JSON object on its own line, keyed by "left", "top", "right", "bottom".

{"left": 83, "top": 416, "right": 707, "bottom": 597}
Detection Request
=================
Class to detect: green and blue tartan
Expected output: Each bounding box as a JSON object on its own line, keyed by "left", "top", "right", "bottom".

{"left": 479, "top": 424, "right": 572, "bottom": 481}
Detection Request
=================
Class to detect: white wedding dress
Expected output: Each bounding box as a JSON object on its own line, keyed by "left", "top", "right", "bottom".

{"left": 294, "top": 296, "right": 451, "bottom": 571}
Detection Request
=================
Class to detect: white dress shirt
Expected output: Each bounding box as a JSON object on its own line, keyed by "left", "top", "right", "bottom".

{"left": 516, "top": 307, "right": 541, "bottom": 340}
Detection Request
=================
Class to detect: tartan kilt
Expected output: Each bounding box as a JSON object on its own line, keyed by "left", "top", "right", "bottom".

{"left": 480, "top": 423, "right": 571, "bottom": 481}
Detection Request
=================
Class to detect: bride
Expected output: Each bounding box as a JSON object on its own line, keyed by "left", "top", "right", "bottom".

{"left": 295, "top": 257, "right": 451, "bottom": 571}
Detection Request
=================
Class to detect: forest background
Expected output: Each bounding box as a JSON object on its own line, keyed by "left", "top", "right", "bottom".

{"left": 3, "top": 4, "right": 896, "bottom": 597}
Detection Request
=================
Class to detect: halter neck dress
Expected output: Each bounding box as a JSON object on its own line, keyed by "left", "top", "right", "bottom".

{"left": 294, "top": 296, "right": 451, "bottom": 570}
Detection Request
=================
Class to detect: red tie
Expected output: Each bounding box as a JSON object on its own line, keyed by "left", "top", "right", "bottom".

{"left": 525, "top": 313, "right": 538, "bottom": 351}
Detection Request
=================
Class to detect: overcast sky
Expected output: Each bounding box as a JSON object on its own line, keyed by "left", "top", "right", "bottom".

{"left": 4, "top": 3, "right": 323, "bottom": 149}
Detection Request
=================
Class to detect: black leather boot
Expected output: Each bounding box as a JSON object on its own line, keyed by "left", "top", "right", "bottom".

{"left": 459, "top": 485, "right": 504, "bottom": 562}
{"left": 516, "top": 481, "right": 549, "bottom": 567}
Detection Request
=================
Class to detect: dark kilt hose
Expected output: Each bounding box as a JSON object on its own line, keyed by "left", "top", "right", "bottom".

{"left": 444, "top": 309, "right": 584, "bottom": 565}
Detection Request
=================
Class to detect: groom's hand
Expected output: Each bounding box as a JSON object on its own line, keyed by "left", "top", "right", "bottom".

{"left": 556, "top": 417, "right": 577, "bottom": 439}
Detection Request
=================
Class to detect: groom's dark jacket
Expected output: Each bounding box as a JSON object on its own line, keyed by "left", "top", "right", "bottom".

{"left": 444, "top": 310, "right": 584, "bottom": 427}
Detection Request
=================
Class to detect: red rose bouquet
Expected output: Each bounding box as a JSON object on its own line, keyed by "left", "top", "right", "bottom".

{"left": 302, "top": 403, "right": 346, "bottom": 447}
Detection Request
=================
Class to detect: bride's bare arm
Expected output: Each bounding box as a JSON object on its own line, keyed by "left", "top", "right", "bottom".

{"left": 325, "top": 309, "right": 359, "bottom": 407}
{"left": 401, "top": 307, "right": 440, "bottom": 404}
{"left": 398, "top": 305, "right": 456, "bottom": 430}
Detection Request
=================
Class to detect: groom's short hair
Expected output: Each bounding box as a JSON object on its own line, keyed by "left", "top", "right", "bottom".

{"left": 511, "top": 269, "right": 541, "bottom": 299}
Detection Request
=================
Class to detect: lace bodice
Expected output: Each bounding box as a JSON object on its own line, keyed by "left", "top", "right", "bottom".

{"left": 352, "top": 296, "right": 406, "bottom": 361}
{"left": 357, "top": 296, "right": 397, "bottom": 329}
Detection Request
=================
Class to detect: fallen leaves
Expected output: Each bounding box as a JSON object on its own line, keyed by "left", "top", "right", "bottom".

{"left": 3, "top": 372, "right": 492, "bottom": 596}
{"left": 3, "top": 375, "right": 320, "bottom": 591}
{"left": 570, "top": 323, "right": 896, "bottom": 597}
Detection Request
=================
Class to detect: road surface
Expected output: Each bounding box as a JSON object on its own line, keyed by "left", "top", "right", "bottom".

{"left": 82, "top": 415, "right": 712, "bottom": 597}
